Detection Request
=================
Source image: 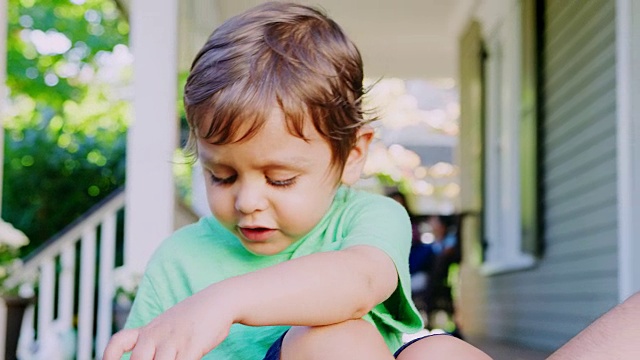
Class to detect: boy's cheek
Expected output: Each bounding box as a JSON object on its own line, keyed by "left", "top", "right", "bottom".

{"left": 206, "top": 193, "right": 231, "bottom": 218}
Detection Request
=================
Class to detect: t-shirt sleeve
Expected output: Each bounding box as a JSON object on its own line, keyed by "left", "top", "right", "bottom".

{"left": 340, "top": 193, "right": 424, "bottom": 334}
{"left": 116, "top": 270, "right": 163, "bottom": 360}
{"left": 123, "top": 271, "right": 164, "bottom": 330}
{"left": 118, "top": 230, "right": 199, "bottom": 359}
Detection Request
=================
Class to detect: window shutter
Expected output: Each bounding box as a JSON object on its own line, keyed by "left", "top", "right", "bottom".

{"left": 520, "top": 0, "right": 543, "bottom": 257}
{"left": 458, "top": 20, "right": 486, "bottom": 266}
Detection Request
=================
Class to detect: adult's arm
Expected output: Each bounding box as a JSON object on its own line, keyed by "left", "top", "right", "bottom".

{"left": 547, "top": 291, "right": 640, "bottom": 359}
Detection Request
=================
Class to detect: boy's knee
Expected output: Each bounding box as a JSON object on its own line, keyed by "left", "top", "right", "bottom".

{"left": 395, "top": 334, "right": 492, "bottom": 360}
{"left": 281, "top": 319, "right": 393, "bottom": 360}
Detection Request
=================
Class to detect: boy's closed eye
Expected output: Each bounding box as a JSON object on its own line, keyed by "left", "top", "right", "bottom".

{"left": 209, "top": 173, "right": 237, "bottom": 185}
{"left": 207, "top": 171, "right": 298, "bottom": 188}
{"left": 266, "top": 176, "right": 297, "bottom": 188}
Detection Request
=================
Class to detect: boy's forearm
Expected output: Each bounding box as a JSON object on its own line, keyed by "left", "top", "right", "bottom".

{"left": 200, "top": 245, "right": 398, "bottom": 327}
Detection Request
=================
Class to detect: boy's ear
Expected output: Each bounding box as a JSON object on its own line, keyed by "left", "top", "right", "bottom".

{"left": 341, "top": 126, "right": 375, "bottom": 186}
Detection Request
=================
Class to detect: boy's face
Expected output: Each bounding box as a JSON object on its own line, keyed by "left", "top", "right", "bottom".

{"left": 197, "top": 108, "right": 346, "bottom": 255}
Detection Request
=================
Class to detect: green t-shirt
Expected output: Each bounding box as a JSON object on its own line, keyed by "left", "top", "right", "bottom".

{"left": 124, "top": 187, "right": 423, "bottom": 359}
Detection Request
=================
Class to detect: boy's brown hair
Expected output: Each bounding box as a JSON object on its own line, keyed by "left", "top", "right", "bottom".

{"left": 183, "top": 1, "right": 370, "bottom": 169}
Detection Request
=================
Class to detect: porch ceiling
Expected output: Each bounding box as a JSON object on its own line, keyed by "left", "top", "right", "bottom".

{"left": 216, "top": 0, "right": 468, "bottom": 80}
{"left": 118, "top": 0, "right": 470, "bottom": 81}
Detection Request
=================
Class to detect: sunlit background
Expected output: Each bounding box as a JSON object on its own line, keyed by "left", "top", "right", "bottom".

{"left": 360, "top": 77, "right": 459, "bottom": 215}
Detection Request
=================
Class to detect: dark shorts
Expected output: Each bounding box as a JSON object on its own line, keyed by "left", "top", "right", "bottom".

{"left": 263, "top": 331, "right": 451, "bottom": 360}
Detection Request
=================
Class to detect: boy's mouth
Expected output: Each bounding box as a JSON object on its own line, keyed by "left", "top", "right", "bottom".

{"left": 239, "top": 227, "right": 276, "bottom": 242}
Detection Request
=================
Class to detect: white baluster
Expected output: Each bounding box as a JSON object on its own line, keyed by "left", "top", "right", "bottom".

{"left": 16, "top": 304, "right": 36, "bottom": 358}
{"left": 95, "top": 213, "right": 117, "bottom": 358}
{"left": 78, "top": 227, "right": 97, "bottom": 360}
{"left": 59, "top": 245, "right": 76, "bottom": 330}
{"left": 38, "top": 257, "right": 56, "bottom": 339}
{"left": 15, "top": 190, "right": 125, "bottom": 359}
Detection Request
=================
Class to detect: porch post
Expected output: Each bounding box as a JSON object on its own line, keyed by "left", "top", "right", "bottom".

{"left": 125, "top": 0, "right": 178, "bottom": 273}
{"left": 616, "top": 0, "right": 640, "bottom": 301}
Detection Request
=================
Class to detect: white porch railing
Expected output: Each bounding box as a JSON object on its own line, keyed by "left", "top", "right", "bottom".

{"left": 10, "top": 188, "right": 125, "bottom": 360}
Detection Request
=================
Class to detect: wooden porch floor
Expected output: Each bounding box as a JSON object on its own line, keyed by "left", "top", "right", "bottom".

{"left": 467, "top": 336, "right": 552, "bottom": 360}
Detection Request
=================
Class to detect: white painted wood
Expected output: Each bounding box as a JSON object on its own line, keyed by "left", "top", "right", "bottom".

{"left": 178, "top": 0, "right": 221, "bottom": 71}
{"left": 480, "top": 0, "right": 535, "bottom": 274}
{"left": 14, "top": 192, "right": 125, "bottom": 283}
{"left": 17, "top": 304, "right": 35, "bottom": 358}
{"left": 37, "top": 258, "right": 55, "bottom": 341}
{"left": 59, "top": 245, "right": 76, "bottom": 330}
{"left": 191, "top": 162, "right": 209, "bottom": 218}
{"left": 125, "top": 0, "right": 178, "bottom": 274}
{"left": 119, "top": 0, "right": 472, "bottom": 80}
{"left": 616, "top": 0, "right": 640, "bottom": 302}
{"left": 0, "top": 299, "right": 6, "bottom": 359}
{"left": 474, "top": 0, "right": 511, "bottom": 38}
{"left": 215, "top": 0, "right": 461, "bottom": 80}
{"left": 95, "top": 213, "right": 117, "bottom": 358}
{"left": 13, "top": 191, "right": 125, "bottom": 360}
{"left": 484, "top": 34, "right": 503, "bottom": 263}
{"left": 78, "top": 227, "right": 97, "bottom": 360}
{"left": 448, "top": 0, "right": 476, "bottom": 40}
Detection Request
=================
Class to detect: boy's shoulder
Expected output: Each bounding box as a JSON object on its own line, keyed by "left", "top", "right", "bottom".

{"left": 329, "top": 187, "right": 411, "bottom": 236}
{"left": 341, "top": 186, "right": 391, "bottom": 203}
{"left": 340, "top": 187, "right": 408, "bottom": 216}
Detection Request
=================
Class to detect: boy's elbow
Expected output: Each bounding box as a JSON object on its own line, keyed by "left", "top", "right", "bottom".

{"left": 350, "top": 300, "right": 375, "bottom": 319}
{"left": 341, "top": 245, "right": 399, "bottom": 318}
{"left": 349, "top": 276, "right": 393, "bottom": 319}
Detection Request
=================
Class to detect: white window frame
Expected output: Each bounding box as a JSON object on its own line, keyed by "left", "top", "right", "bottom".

{"left": 480, "top": 0, "right": 536, "bottom": 275}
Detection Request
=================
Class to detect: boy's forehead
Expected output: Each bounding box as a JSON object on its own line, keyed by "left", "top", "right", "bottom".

{"left": 195, "top": 116, "right": 327, "bottom": 166}
{"left": 197, "top": 142, "right": 315, "bottom": 166}
{"left": 198, "top": 103, "right": 318, "bottom": 142}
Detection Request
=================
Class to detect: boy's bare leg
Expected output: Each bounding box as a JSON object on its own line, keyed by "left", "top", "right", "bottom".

{"left": 547, "top": 291, "right": 640, "bottom": 359}
{"left": 281, "top": 319, "right": 395, "bottom": 360}
{"left": 395, "top": 335, "right": 493, "bottom": 360}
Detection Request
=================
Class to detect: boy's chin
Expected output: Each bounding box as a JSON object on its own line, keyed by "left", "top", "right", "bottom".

{"left": 239, "top": 239, "right": 294, "bottom": 256}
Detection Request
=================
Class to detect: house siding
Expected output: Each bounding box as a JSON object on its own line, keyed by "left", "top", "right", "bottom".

{"left": 541, "top": 0, "right": 619, "bottom": 309}
{"left": 460, "top": 0, "right": 619, "bottom": 352}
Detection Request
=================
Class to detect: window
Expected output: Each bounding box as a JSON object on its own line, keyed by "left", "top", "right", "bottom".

{"left": 481, "top": 0, "right": 538, "bottom": 274}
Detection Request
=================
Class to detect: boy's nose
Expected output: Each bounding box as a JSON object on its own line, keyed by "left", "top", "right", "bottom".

{"left": 234, "top": 184, "right": 268, "bottom": 214}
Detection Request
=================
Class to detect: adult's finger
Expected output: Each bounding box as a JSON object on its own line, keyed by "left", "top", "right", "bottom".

{"left": 151, "top": 344, "right": 178, "bottom": 360}
{"left": 129, "top": 335, "right": 158, "bottom": 360}
{"left": 103, "top": 329, "right": 139, "bottom": 360}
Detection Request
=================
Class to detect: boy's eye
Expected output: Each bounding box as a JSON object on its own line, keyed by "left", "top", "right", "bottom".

{"left": 267, "top": 176, "right": 297, "bottom": 188}
{"left": 209, "top": 173, "right": 237, "bottom": 185}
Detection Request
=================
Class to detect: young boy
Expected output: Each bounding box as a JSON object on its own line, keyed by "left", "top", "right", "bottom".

{"left": 103, "top": 2, "right": 492, "bottom": 359}
{"left": 103, "top": 2, "right": 640, "bottom": 359}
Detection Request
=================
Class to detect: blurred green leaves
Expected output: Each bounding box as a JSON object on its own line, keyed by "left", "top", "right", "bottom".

{"left": 3, "top": 0, "right": 130, "bottom": 253}
{"left": 7, "top": 0, "right": 129, "bottom": 108}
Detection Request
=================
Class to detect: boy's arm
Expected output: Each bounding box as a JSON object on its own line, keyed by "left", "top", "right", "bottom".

{"left": 103, "top": 245, "right": 397, "bottom": 360}
{"left": 222, "top": 245, "right": 397, "bottom": 325}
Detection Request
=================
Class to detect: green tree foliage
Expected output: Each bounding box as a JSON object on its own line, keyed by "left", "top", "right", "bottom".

{"left": 3, "top": 0, "right": 130, "bottom": 254}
